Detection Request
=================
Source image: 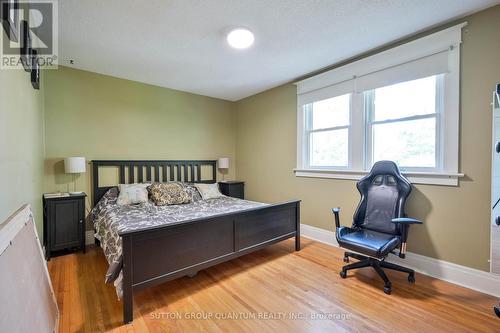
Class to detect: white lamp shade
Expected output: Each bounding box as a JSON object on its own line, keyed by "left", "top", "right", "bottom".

{"left": 64, "top": 157, "right": 86, "bottom": 174}
{"left": 218, "top": 158, "right": 229, "bottom": 169}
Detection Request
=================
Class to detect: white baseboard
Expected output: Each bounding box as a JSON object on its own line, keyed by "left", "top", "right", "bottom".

{"left": 85, "top": 230, "right": 95, "bottom": 245}
{"left": 300, "top": 223, "right": 500, "bottom": 297}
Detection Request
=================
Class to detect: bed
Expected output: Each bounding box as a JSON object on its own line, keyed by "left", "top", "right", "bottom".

{"left": 90, "top": 160, "right": 301, "bottom": 324}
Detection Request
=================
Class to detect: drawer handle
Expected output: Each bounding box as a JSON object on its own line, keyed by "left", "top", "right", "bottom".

{"left": 496, "top": 142, "right": 500, "bottom": 153}
{"left": 79, "top": 220, "right": 83, "bottom": 224}
{"left": 496, "top": 216, "right": 500, "bottom": 226}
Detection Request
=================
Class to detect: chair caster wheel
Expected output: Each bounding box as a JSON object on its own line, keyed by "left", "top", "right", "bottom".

{"left": 340, "top": 271, "right": 347, "bottom": 278}
{"left": 494, "top": 302, "right": 500, "bottom": 318}
{"left": 408, "top": 274, "right": 415, "bottom": 283}
{"left": 343, "top": 257, "right": 349, "bottom": 263}
{"left": 383, "top": 286, "right": 391, "bottom": 295}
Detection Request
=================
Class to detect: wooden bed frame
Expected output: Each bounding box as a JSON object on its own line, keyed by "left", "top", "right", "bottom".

{"left": 91, "top": 160, "right": 301, "bottom": 324}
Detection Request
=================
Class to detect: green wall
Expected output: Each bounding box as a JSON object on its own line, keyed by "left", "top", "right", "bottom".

{"left": 0, "top": 68, "right": 44, "bottom": 235}
{"left": 235, "top": 5, "right": 500, "bottom": 271}
{"left": 43, "top": 67, "right": 236, "bottom": 211}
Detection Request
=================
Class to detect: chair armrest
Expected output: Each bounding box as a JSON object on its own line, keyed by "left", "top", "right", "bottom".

{"left": 391, "top": 217, "right": 422, "bottom": 224}
{"left": 332, "top": 207, "right": 341, "bottom": 229}
{"left": 391, "top": 217, "right": 421, "bottom": 258}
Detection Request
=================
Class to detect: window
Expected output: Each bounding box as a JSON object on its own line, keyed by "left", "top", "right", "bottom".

{"left": 366, "top": 75, "right": 443, "bottom": 171}
{"left": 305, "top": 94, "right": 351, "bottom": 168}
{"left": 295, "top": 23, "right": 465, "bottom": 186}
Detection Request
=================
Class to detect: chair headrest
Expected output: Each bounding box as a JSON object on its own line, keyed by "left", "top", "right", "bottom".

{"left": 369, "top": 161, "right": 402, "bottom": 178}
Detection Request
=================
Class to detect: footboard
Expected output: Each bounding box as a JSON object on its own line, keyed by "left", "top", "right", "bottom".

{"left": 120, "top": 200, "right": 300, "bottom": 323}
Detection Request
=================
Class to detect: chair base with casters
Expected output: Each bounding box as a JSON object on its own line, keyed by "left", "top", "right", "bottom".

{"left": 332, "top": 161, "right": 423, "bottom": 295}
{"left": 339, "top": 251, "right": 415, "bottom": 294}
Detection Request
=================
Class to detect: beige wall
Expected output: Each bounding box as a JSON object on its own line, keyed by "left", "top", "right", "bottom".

{"left": 235, "top": 6, "right": 500, "bottom": 271}
{"left": 44, "top": 66, "right": 236, "bottom": 212}
{"left": 0, "top": 69, "right": 44, "bottom": 235}
{"left": 38, "top": 6, "right": 500, "bottom": 270}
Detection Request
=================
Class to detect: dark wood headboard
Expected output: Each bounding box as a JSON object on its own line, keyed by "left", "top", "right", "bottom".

{"left": 91, "top": 160, "right": 217, "bottom": 206}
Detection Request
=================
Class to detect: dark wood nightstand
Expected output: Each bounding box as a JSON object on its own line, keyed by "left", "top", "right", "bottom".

{"left": 43, "top": 193, "right": 86, "bottom": 260}
{"left": 218, "top": 181, "right": 245, "bottom": 199}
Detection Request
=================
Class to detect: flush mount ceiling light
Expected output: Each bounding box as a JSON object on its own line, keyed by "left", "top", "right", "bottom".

{"left": 226, "top": 28, "right": 254, "bottom": 49}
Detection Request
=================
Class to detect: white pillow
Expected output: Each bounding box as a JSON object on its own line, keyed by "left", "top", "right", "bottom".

{"left": 194, "top": 183, "right": 225, "bottom": 200}
{"left": 117, "top": 183, "right": 149, "bottom": 205}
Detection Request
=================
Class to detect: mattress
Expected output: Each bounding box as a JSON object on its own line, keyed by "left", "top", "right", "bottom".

{"left": 91, "top": 186, "right": 267, "bottom": 298}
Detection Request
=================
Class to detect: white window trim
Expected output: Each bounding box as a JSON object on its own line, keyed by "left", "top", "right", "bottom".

{"left": 303, "top": 95, "right": 353, "bottom": 169}
{"left": 364, "top": 74, "right": 444, "bottom": 172}
{"left": 293, "top": 168, "right": 464, "bottom": 186}
{"left": 295, "top": 23, "right": 466, "bottom": 186}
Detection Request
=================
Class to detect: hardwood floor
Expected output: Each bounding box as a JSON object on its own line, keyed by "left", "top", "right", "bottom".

{"left": 48, "top": 239, "right": 499, "bottom": 333}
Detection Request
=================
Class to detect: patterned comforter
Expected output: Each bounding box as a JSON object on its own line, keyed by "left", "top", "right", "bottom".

{"left": 90, "top": 186, "right": 267, "bottom": 298}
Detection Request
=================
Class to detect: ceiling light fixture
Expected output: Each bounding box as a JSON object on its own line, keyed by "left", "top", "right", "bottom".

{"left": 226, "top": 28, "right": 254, "bottom": 49}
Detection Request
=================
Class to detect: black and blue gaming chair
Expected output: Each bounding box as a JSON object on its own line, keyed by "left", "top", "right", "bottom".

{"left": 332, "top": 160, "right": 422, "bottom": 294}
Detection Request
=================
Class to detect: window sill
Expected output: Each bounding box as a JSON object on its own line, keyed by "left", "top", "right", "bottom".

{"left": 293, "top": 168, "right": 464, "bottom": 186}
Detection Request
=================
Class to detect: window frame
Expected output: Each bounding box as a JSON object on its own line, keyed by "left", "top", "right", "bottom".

{"left": 303, "top": 94, "right": 353, "bottom": 170}
{"left": 364, "top": 74, "right": 444, "bottom": 173}
{"left": 295, "top": 23, "right": 466, "bottom": 186}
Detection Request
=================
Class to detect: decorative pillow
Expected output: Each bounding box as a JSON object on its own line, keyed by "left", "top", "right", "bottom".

{"left": 184, "top": 184, "right": 202, "bottom": 202}
{"left": 194, "top": 183, "right": 225, "bottom": 200}
{"left": 117, "top": 183, "right": 149, "bottom": 205}
{"left": 149, "top": 182, "right": 191, "bottom": 206}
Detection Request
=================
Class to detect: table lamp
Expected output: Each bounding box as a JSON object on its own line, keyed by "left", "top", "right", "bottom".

{"left": 64, "top": 157, "right": 86, "bottom": 194}
{"left": 218, "top": 157, "right": 229, "bottom": 181}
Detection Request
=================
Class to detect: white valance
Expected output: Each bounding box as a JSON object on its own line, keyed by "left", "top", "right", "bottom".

{"left": 354, "top": 50, "right": 449, "bottom": 93}
{"left": 296, "top": 22, "right": 466, "bottom": 106}
{"left": 297, "top": 79, "right": 354, "bottom": 106}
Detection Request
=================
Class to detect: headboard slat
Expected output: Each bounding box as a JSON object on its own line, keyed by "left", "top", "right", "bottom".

{"left": 155, "top": 165, "right": 160, "bottom": 182}
{"left": 119, "top": 166, "right": 125, "bottom": 184}
{"left": 137, "top": 165, "right": 144, "bottom": 183}
{"left": 162, "top": 164, "right": 167, "bottom": 182}
{"left": 127, "top": 165, "right": 133, "bottom": 183}
{"left": 91, "top": 160, "right": 217, "bottom": 206}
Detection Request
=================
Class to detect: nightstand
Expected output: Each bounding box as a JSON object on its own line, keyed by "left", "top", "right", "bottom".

{"left": 43, "top": 193, "right": 86, "bottom": 260}
{"left": 218, "top": 181, "right": 245, "bottom": 199}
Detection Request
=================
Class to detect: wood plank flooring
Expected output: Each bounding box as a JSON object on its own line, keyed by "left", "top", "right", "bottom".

{"left": 47, "top": 238, "right": 500, "bottom": 333}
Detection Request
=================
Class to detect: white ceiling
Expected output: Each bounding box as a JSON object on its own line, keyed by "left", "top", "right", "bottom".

{"left": 59, "top": 0, "right": 500, "bottom": 101}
